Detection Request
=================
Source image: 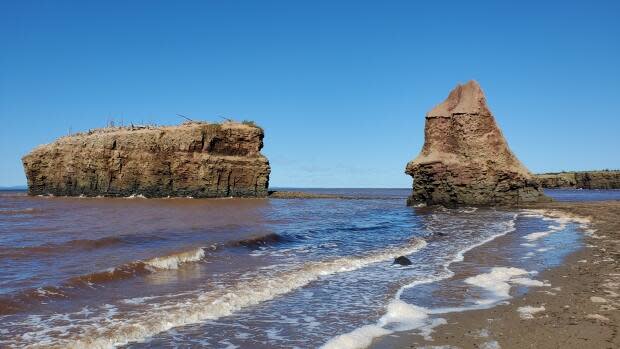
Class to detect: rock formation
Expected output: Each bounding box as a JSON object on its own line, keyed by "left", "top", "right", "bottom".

{"left": 22, "top": 122, "right": 270, "bottom": 198}
{"left": 405, "top": 81, "right": 550, "bottom": 206}
{"left": 536, "top": 171, "right": 620, "bottom": 189}
{"left": 393, "top": 256, "right": 413, "bottom": 266}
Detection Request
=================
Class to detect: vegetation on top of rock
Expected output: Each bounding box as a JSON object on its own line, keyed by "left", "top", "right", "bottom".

{"left": 241, "top": 120, "right": 264, "bottom": 131}
{"left": 60, "top": 119, "right": 265, "bottom": 140}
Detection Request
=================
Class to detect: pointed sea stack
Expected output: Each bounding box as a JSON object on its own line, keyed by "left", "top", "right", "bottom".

{"left": 22, "top": 121, "right": 270, "bottom": 198}
{"left": 405, "top": 81, "right": 549, "bottom": 206}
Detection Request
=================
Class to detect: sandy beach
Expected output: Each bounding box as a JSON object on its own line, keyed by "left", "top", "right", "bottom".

{"left": 373, "top": 200, "right": 620, "bottom": 349}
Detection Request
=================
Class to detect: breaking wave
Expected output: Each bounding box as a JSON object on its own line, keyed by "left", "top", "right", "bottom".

{"left": 142, "top": 247, "right": 206, "bottom": 270}
{"left": 5, "top": 239, "right": 427, "bottom": 348}
{"left": 0, "top": 247, "right": 207, "bottom": 315}
{"left": 0, "top": 232, "right": 297, "bottom": 315}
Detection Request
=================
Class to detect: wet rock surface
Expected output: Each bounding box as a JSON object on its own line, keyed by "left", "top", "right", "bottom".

{"left": 22, "top": 122, "right": 270, "bottom": 198}
{"left": 393, "top": 256, "right": 413, "bottom": 266}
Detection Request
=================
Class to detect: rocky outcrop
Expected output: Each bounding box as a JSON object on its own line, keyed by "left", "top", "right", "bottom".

{"left": 393, "top": 256, "right": 413, "bottom": 266}
{"left": 536, "top": 171, "right": 620, "bottom": 189}
{"left": 405, "top": 81, "right": 550, "bottom": 206}
{"left": 535, "top": 173, "right": 577, "bottom": 189}
{"left": 22, "top": 122, "right": 270, "bottom": 198}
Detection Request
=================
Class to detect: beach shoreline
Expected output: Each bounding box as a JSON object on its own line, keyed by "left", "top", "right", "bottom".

{"left": 372, "top": 200, "right": 620, "bottom": 349}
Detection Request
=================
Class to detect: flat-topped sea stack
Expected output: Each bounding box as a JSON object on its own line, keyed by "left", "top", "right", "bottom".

{"left": 22, "top": 121, "right": 270, "bottom": 198}
{"left": 405, "top": 81, "right": 549, "bottom": 206}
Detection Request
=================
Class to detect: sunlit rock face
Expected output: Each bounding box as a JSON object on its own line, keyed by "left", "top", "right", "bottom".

{"left": 405, "top": 80, "right": 549, "bottom": 207}
{"left": 536, "top": 171, "right": 620, "bottom": 189}
{"left": 22, "top": 122, "right": 270, "bottom": 198}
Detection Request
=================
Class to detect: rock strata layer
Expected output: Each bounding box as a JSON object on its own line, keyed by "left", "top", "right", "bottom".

{"left": 535, "top": 171, "right": 620, "bottom": 189}
{"left": 22, "top": 122, "right": 270, "bottom": 198}
{"left": 405, "top": 81, "right": 549, "bottom": 206}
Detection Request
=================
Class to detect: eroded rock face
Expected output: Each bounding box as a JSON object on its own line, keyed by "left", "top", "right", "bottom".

{"left": 535, "top": 173, "right": 578, "bottom": 189}
{"left": 405, "top": 81, "right": 549, "bottom": 206}
{"left": 22, "top": 122, "right": 270, "bottom": 198}
{"left": 536, "top": 171, "right": 620, "bottom": 189}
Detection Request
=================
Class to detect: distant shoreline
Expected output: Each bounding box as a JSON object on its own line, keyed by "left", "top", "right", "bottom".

{"left": 3, "top": 187, "right": 619, "bottom": 198}
{"left": 0, "top": 187, "right": 27, "bottom": 191}
{"left": 535, "top": 170, "right": 620, "bottom": 189}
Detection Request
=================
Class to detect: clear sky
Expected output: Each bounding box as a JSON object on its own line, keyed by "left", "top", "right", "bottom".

{"left": 1, "top": 1, "right": 619, "bottom": 188}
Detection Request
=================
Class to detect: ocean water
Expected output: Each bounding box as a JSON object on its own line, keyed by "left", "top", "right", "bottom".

{"left": 0, "top": 189, "right": 607, "bottom": 348}
{"left": 544, "top": 188, "right": 620, "bottom": 201}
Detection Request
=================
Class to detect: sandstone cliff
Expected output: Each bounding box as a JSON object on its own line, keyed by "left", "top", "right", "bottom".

{"left": 536, "top": 171, "right": 620, "bottom": 189}
{"left": 22, "top": 122, "right": 270, "bottom": 198}
{"left": 405, "top": 81, "right": 549, "bottom": 206}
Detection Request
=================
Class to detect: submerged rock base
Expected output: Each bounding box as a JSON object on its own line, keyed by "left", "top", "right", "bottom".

{"left": 22, "top": 122, "right": 270, "bottom": 198}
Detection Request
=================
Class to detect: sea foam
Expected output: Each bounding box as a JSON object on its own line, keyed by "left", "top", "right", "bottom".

{"left": 517, "top": 305, "right": 545, "bottom": 319}
{"left": 322, "top": 209, "right": 594, "bottom": 349}
{"left": 143, "top": 247, "right": 206, "bottom": 270}
{"left": 8, "top": 239, "right": 427, "bottom": 348}
{"left": 322, "top": 214, "right": 520, "bottom": 349}
{"left": 464, "top": 267, "right": 529, "bottom": 300}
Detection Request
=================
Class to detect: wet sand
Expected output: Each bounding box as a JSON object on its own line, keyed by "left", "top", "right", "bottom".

{"left": 373, "top": 201, "right": 620, "bottom": 349}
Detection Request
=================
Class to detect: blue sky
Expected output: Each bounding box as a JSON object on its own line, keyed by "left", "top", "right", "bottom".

{"left": 1, "top": 0, "right": 619, "bottom": 188}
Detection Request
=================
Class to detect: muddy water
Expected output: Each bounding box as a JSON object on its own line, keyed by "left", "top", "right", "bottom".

{"left": 0, "top": 189, "right": 600, "bottom": 348}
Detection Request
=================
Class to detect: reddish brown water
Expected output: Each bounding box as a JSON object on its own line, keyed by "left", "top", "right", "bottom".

{"left": 0, "top": 189, "right": 599, "bottom": 348}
